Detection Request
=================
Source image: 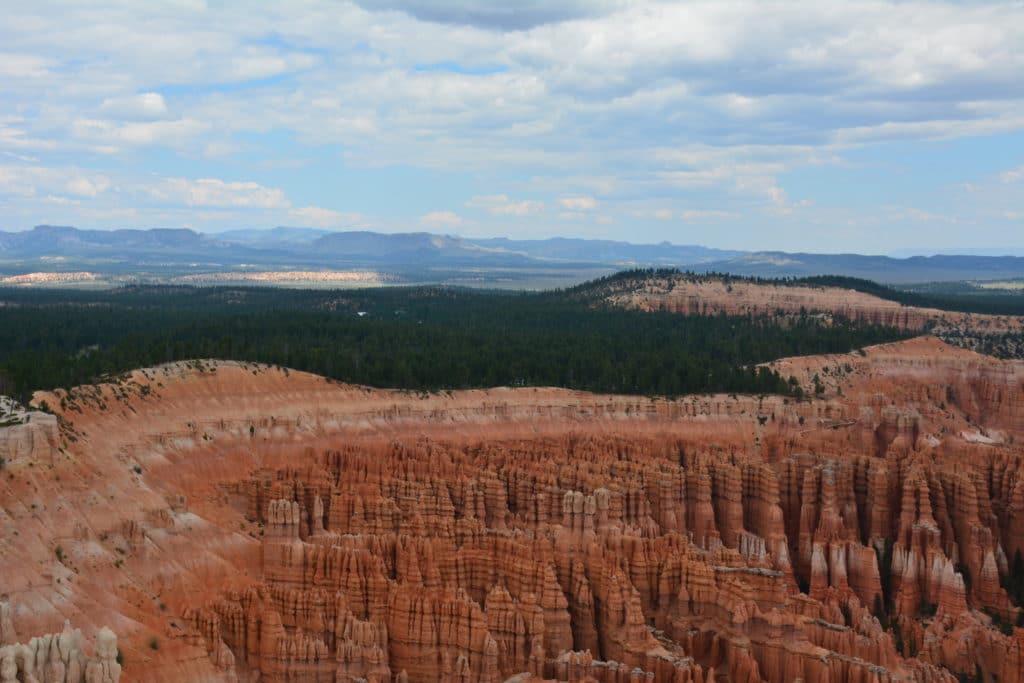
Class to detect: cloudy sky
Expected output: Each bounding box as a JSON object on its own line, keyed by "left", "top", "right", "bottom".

{"left": 1, "top": 1, "right": 1022, "bottom": 252}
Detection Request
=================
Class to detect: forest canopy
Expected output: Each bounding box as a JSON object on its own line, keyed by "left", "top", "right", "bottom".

{"left": 0, "top": 282, "right": 912, "bottom": 402}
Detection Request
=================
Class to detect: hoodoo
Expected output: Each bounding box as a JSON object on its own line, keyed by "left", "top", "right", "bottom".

{"left": 1, "top": 338, "right": 1023, "bottom": 681}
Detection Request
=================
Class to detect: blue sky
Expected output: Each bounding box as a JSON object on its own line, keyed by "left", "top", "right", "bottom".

{"left": 0, "top": 0, "right": 1022, "bottom": 253}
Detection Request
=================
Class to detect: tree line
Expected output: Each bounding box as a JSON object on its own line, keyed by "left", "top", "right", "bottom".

{"left": 0, "top": 283, "right": 911, "bottom": 401}
{"left": 569, "top": 268, "right": 1024, "bottom": 316}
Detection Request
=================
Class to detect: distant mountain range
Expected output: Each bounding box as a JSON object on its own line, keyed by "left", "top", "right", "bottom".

{"left": 1, "top": 225, "right": 1023, "bottom": 286}
{"left": 889, "top": 247, "right": 1024, "bottom": 258}
{"left": 694, "top": 252, "right": 1024, "bottom": 284}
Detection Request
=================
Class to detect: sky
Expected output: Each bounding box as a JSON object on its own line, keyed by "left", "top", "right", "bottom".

{"left": 1, "top": 0, "right": 1022, "bottom": 253}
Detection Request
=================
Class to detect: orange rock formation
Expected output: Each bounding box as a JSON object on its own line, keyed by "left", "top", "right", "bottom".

{"left": 602, "top": 274, "right": 1024, "bottom": 356}
{"left": 0, "top": 338, "right": 1021, "bottom": 681}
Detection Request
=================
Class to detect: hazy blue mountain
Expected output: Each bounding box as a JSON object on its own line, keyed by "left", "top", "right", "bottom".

{"left": 309, "top": 231, "right": 554, "bottom": 266}
{"left": 7, "top": 225, "right": 209, "bottom": 251}
{"left": 0, "top": 225, "right": 292, "bottom": 274}
{"left": 2, "top": 226, "right": 1024, "bottom": 285}
{"left": 889, "top": 247, "right": 1024, "bottom": 258}
{"left": 699, "top": 252, "right": 1024, "bottom": 284}
{"left": 464, "top": 236, "right": 741, "bottom": 264}
{"left": 215, "top": 226, "right": 333, "bottom": 245}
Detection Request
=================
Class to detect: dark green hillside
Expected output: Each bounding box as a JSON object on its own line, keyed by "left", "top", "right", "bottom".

{"left": 571, "top": 269, "right": 1024, "bottom": 316}
{"left": 0, "top": 280, "right": 912, "bottom": 402}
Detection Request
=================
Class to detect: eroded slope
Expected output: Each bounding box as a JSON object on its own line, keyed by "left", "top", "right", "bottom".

{"left": 601, "top": 274, "right": 1024, "bottom": 357}
{"left": 0, "top": 342, "right": 1023, "bottom": 681}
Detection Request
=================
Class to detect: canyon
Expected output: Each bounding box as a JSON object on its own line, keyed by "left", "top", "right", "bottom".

{"left": 0, "top": 337, "right": 1023, "bottom": 681}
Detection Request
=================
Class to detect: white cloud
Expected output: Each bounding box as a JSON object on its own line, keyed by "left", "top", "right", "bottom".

{"left": 556, "top": 210, "right": 612, "bottom": 224}
{"left": 99, "top": 92, "right": 168, "bottom": 119}
{"left": 0, "top": 1, "right": 1022, "bottom": 247}
{"left": 0, "top": 166, "right": 38, "bottom": 196}
{"left": 466, "top": 194, "right": 543, "bottom": 216}
{"left": 0, "top": 125, "right": 56, "bottom": 151}
{"left": 420, "top": 210, "right": 464, "bottom": 227}
{"left": 680, "top": 209, "right": 734, "bottom": 221}
{"left": 150, "top": 178, "right": 290, "bottom": 209}
{"left": 228, "top": 49, "right": 320, "bottom": 81}
{"left": 901, "top": 208, "right": 961, "bottom": 224}
{"left": 834, "top": 117, "right": 1024, "bottom": 145}
{"left": 44, "top": 195, "right": 81, "bottom": 205}
{"left": 558, "top": 196, "right": 598, "bottom": 211}
{"left": 202, "top": 141, "right": 242, "bottom": 158}
{"left": 0, "top": 53, "right": 51, "bottom": 79}
{"left": 289, "top": 205, "right": 363, "bottom": 227}
{"left": 71, "top": 118, "right": 209, "bottom": 149}
{"left": 2, "top": 150, "right": 39, "bottom": 162}
{"left": 1000, "top": 166, "right": 1024, "bottom": 184}
{"left": 66, "top": 175, "right": 110, "bottom": 197}
{"left": 636, "top": 208, "right": 737, "bottom": 221}
{"left": 0, "top": 164, "right": 111, "bottom": 199}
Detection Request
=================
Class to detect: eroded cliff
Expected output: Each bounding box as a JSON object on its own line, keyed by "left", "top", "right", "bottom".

{"left": 0, "top": 339, "right": 1022, "bottom": 682}
{"left": 601, "top": 274, "right": 1024, "bottom": 358}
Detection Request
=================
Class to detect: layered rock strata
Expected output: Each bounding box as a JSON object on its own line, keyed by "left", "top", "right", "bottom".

{"left": 603, "top": 274, "right": 1024, "bottom": 357}
{"left": 0, "top": 338, "right": 1021, "bottom": 681}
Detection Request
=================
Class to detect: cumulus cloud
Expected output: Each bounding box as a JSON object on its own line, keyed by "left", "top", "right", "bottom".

{"left": 420, "top": 210, "right": 464, "bottom": 227}
{"left": 558, "top": 196, "right": 598, "bottom": 211}
{"left": 202, "top": 141, "right": 242, "bottom": 158}
{"left": 0, "top": 164, "right": 111, "bottom": 199}
{"left": 0, "top": 120, "right": 56, "bottom": 151}
{"left": 0, "top": 53, "right": 51, "bottom": 79}
{"left": 71, "top": 118, "right": 209, "bottom": 149}
{"left": 150, "top": 178, "right": 290, "bottom": 209}
{"left": 99, "top": 92, "right": 168, "bottom": 119}
{"left": 66, "top": 175, "right": 111, "bottom": 197}
{"left": 833, "top": 117, "right": 1024, "bottom": 144}
{"left": 351, "top": 0, "right": 623, "bottom": 30}
{"left": 227, "top": 48, "right": 320, "bottom": 81}
{"left": 1, "top": 1, "right": 1022, "bottom": 247}
{"left": 44, "top": 195, "right": 81, "bottom": 205}
{"left": 466, "top": 194, "right": 544, "bottom": 215}
{"left": 0, "top": 166, "right": 38, "bottom": 196}
{"left": 289, "top": 206, "right": 363, "bottom": 227}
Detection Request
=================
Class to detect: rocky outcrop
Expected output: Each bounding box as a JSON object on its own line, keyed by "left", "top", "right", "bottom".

{"left": 0, "top": 621, "right": 120, "bottom": 683}
{"left": 0, "top": 397, "right": 58, "bottom": 465}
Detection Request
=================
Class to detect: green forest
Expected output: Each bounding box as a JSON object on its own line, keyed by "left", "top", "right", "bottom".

{"left": 791, "top": 275, "right": 1024, "bottom": 316}
{"left": 574, "top": 268, "right": 1024, "bottom": 316}
{"left": 0, "top": 281, "right": 912, "bottom": 402}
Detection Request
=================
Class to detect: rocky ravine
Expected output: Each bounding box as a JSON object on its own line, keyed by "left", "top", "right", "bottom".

{"left": 603, "top": 274, "right": 1024, "bottom": 358}
{"left": 0, "top": 339, "right": 1023, "bottom": 682}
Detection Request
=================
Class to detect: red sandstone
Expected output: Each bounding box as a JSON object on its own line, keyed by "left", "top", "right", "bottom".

{"left": 0, "top": 338, "right": 1022, "bottom": 681}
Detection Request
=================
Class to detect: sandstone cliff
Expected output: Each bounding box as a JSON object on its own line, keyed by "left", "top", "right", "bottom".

{"left": 0, "top": 339, "right": 1021, "bottom": 681}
